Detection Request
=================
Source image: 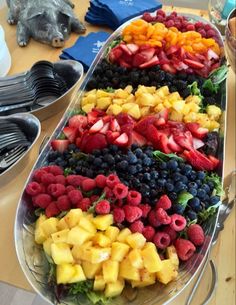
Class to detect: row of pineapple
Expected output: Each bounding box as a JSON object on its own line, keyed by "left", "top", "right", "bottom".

{"left": 35, "top": 209, "right": 179, "bottom": 298}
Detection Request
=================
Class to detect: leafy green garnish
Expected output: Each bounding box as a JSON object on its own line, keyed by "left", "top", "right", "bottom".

{"left": 58, "top": 133, "right": 66, "bottom": 140}
{"left": 204, "top": 172, "right": 224, "bottom": 197}
{"left": 34, "top": 208, "right": 45, "bottom": 217}
{"left": 104, "top": 87, "right": 115, "bottom": 93}
{"left": 153, "top": 150, "right": 184, "bottom": 162}
{"left": 187, "top": 219, "right": 198, "bottom": 226}
{"left": 202, "top": 79, "right": 219, "bottom": 94}
{"left": 188, "top": 81, "right": 203, "bottom": 99}
{"left": 69, "top": 108, "right": 86, "bottom": 116}
{"left": 198, "top": 200, "right": 221, "bottom": 222}
{"left": 208, "top": 64, "right": 228, "bottom": 85}
{"left": 105, "top": 38, "right": 122, "bottom": 59}
{"left": 88, "top": 192, "right": 106, "bottom": 214}
{"left": 72, "top": 152, "right": 88, "bottom": 160}
{"left": 64, "top": 167, "right": 73, "bottom": 176}
{"left": 57, "top": 211, "right": 68, "bottom": 219}
{"left": 177, "top": 191, "right": 193, "bottom": 208}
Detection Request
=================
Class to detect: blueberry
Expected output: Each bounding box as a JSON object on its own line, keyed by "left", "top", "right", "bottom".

{"left": 68, "top": 158, "right": 76, "bottom": 166}
{"left": 145, "top": 150, "right": 153, "bottom": 158}
{"left": 175, "top": 181, "right": 186, "bottom": 192}
{"left": 150, "top": 171, "right": 159, "bottom": 179}
{"left": 201, "top": 184, "right": 211, "bottom": 194}
{"left": 58, "top": 160, "right": 67, "bottom": 167}
{"left": 197, "top": 188, "right": 207, "bottom": 199}
{"left": 75, "top": 166, "right": 82, "bottom": 174}
{"left": 166, "top": 183, "right": 174, "bottom": 191}
{"left": 197, "top": 171, "right": 206, "bottom": 180}
{"left": 136, "top": 164, "right": 143, "bottom": 172}
{"left": 189, "top": 187, "right": 198, "bottom": 196}
{"left": 115, "top": 155, "right": 122, "bottom": 162}
{"left": 167, "top": 159, "right": 178, "bottom": 170}
{"left": 127, "top": 152, "right": 138, "bottom": 164}
{"left": 109, "top": 145, "right": 119, "bottom": 152}
{"left": 101, "top": 162, "right": 108, "bottom": 169}
{"left": 131, "top": 144, "right": 139, "bottom": 150}
{"left": 181, "top": 176, "right": 189, "bottom": 184}
{"left": 94, "top": 157, "right": 102, "bottom": 167}
{"left": 159, "top": 161, "right": 167, "bottom": 169}
{"left": 207, "top": 181, "right": 215, "bottom": 190}
{"left": 142, "top": 157, "right": 152, "bottom": 166}
{"left": 102, "top": 148, "right": 109, "bottom": 155}
{"left": 169, "top": 192, "right": 178, "bottom": 201}
{"left": 189, "top": 170, "right": 197, "bottom": 180}
{"left": 150, "top": 189, "right": 158, "bottom": 198}
{"left": 117, "top": 160, "right": 129, "bottom": 171}
{"left": 47, "top": 151, "right": 59, "bottom": 162}
{"left": 85, "top": 169, "right": 94, "bottom": 178}
{"left": 134, "top": 148, "right": 143, "bottom": 158}
{"left": 160, "top": 170, "right": 168, "bottom": 178}
{"left": 143, "top": 172, "right": 151, "bottom": 182}
{"left": 186, "top": 210, "right": 197, "bottom": 220}
{"left": 189, "top": 197, "right": 201, "bottom": 209}
{"left": 172, "top": 204, "right": 185, "bottom": 214}
{"left": 173, "top": 173, "right": 182, "bottom": 182}
{"left": 141, "top": 184, "right": 150, "bottom": 197}
{"left": 196, "top": 179, "right": 202, "bottom": 186}
{"left": 129, "top": 165, "right": 138, "bottom": 175}
{"left": 149, "top": 181, "right": 157, "bottom": 189}
{"left": 188, "top": 182, "right": 198, "bottom": 189}
{"left": 104, "top": 154, "right": 115, "bottom": 165}
{"left": 209, "top": 195, "right": 220, "bottom": 205}
{"left": 157, "top": 178, "right": 166, "bottom": 187}
{"left": 181, "top": 164, "right": 193, "bottom": 175}
{"left": 132, "top": 178, "right": 141, "bottom": 188}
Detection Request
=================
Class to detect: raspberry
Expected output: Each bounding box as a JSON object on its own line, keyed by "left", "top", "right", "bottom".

{"left": 195, "top": 21, "right": 204, "bottom": 29}
{"left": 33, "top": 169, "right": 48, "bottom": 182}
{"left": 68, "top": 190, "right": 83, "bottom": 205}
{"left": 113, "top": 183, "right": 128, "bottom": 199}
{"left": 113, "top": 208, "right": 125, "bottom": 223}
{"left": 129, "top": 220, "right": 144, "bottom": 233}
{"left": 47, "top": 184, "right": 66, "bottom": 197}
{"left": 186, "top": 23, "right": 195, "bottom": 31}
{"left": 95, "top": 200, "right": 110, "bottom": 215}
{"left": 206, "top": 29, "right": 216, "bottom": 38}
{"left": 106, "top": 174, "right": 120, "bottom": 189}
{"left": 66, "top": 185, "right": 76, "bottom": 193}
{"left": 156, "top": 9, "right": 166, "bottom": 17}
{"left": 148, "top": 210, "right": 161, "bottom": 228}
{"left": 41, "top": 173, "right": 55, "bottom": 185}
{"left": 198, "top": 29, "right": 206, "bottom": 38}
{"left": 175, "top": 238, "right": 196, "bottom": 261}
{"left": 95, "top": 174, "right": 107, "bottom": 188}
{"left": 204, "top": 23, "right": 212, "bottom": 31}
{"left": 81, "top": 178, "right": 97, "bottom": 192}
{"left": 124, "top": 205, "right": 142, "bottom": 223}
{"left": 90, "top": 195, "right": 99, "bottom": 203}
{"left": 40, "top": 184, "right": 46, "bottom": 193}
{"left": 155, "top": 195, "right": 171, "bottom": 210}
{"left": 170, "top": 214, "right": 187, "bottom": 232}
{"left": 142, "top": 226, "right": 155, "bottom": 241}
{"left": 127, "top": 190, "right": 142, "bottom": 206}
{"left": 162, "top": 226, "right": 177, "bottom": 242}
{"left": 116, "top": 199, "right": 124, "bottom": 207}
{"left": 153, "top": 232, "right": 171, "bottom": 249}
{"left": 25, "top": 182, "right": 42, "bottom": 196}
{"left": 143, "top": 12, "right": 153, "bottom": 22}
{"left": 57, "top": 195, "right": 71, "bottom": 211}
{"left": 45, "top": 202, "right": 60, "bottom": 217}
{"left": 104, "top": 186, "right": 114, "bottom": 199}
{"left": 155, "top": 208, "right": 171, "bottom": 225}
{"left": 139, "top": 204, "right": 151, "bottom": 218}
{"left": 47, "top": 165, "right": 63, "bottom": 176}
{"left": 187, "top": 224, "right": 205, "bottom": 246}
{"left": 66, "top": 175, "right": 84, "bottom": 187}
{"left": 77, "top": 198, "right": 91, "bottom": 211}
{"left": 54, "top": 175, "right": 66, "bottom": 185}
{"left": 34, "top": 193, "right": 52, "bottom": 208}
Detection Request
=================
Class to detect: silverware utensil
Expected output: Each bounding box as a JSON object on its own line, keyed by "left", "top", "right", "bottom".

{"left": 0, "top": 145, "right": 27, "bottom": 169}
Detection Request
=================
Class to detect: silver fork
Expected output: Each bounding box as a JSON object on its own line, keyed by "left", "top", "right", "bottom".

{"left": 0, "top": 145, "right": 27, "bottom": 169}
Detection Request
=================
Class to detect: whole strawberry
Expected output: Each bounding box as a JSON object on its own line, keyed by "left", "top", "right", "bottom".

{"left": 187, "top": 224, "right": 205, "bottom": 246}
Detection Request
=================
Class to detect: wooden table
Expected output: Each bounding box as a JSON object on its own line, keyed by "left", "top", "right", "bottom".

{"left": 0, "top": 2, "right": 235, "bottom": 305}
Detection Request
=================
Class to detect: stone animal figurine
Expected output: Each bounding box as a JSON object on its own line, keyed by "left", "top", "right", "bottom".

{"left": 6, "top": 0, "right": 86, "bottom": 47}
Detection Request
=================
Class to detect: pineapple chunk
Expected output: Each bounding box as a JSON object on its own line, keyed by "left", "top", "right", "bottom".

{"left": 153, "top": 94, "right": 162, "bottom": 105}
{"left": 67, "top": 226, "right": 93, "bottom": 245}
{"left": 64, "top": 209, "right": 83, "bottom": 228}
{"left": 71, "top": 241, "right": 93, "bottom": 261}
{"left": 105, "top": 226, "right": 120, "bottom": 242}
{"left": 125, "top": 94, "right": 135, "bottom": 103}
{"left": 51, "top": 243, "right": 74, "bottom": 264}
{"left": 35, "top": 226, "right": 47, "bottom": 244}
{"left": 97, "top": 97, "right": 112, "bottom": 110}
{"left": 111, "top": 242, "right": 130, "bottom": 262}
{"left": 86, "top": 247, "right": 111, "bottom": 264}
{"left": 206, "top": 105, "right": 222, "bottom": 120}
{"left": 68, "top": 264, "right": 86, "bottom": 283}
{"left": 188, "top": 102, "right": 200, "bottom": 113}
{"left": 82, "top": 103, "right": 95, "bottom": 113}
{"left": 209, "top": 120, "right": 220, "bottom": 131}
{"left": 104, "top": 279, "right": 125, "bottom": 297}
{"left": 35, "top": 214, "right": 47, "bottom": 229}
{"left": 114, "top": 89, "right": 129, "bottom": 99}
{"left": 156, "top": 86, "right": 169, "bottom": 97}
{"left": 143, "top": 242, "right": 156, "bottom": 251}
{"left": 185, "top": 95, "right": 201, "bottom": 104}
{"left": 124, "top": 85, "right": 133, "bottom": 93}
{"left": 119, "top": 258, "right": 140, "bottom": 281}
{"left": 57, "top": 217, "right": 69, "bottom": 230}
{"left": 41, "top": 218, "right": 59, "bottom": 237}
{"left": 140, "top": 106, "right": 150, "bottom": 117}
{"left": 82, "top": 261, "right": 102, "bottom": 279}
{"left": 128, "top": 249, "right": 143, "bottom": 269}
{"left": 166, "top": 246, "right": 179, "bottom": 268}
{"left": 84, "top": 89, "right": 97, "bottom": 97}
{"left": 163, "top": 100, "right": 172, "bottom": 109}
{"left": 113, "top": 98, "right": 125, "bottom": 105}
{"left": 138, "top": 93, "right": 156, "bottom": 107}
{"left": 127, "top": 104, "right": 141, "bottom": 119}
{"left": 154, "top": 103, "right": 165, "bottom": 112}
{"left": 93, "top": 233, "right": 111, "bottom": 247}
{"left": 182, "top": 103, "right": 191, "bottom": 115}
{"left": 103, "top": 260, "right": 119, "bottom": 283}
{"left": 131, "top": 268, "right": 156, "bottom": 288}
{"left": 116, "top": 228, "right": 131, "bottom": 242}
{"left": 96, "top": 89, "right": 112, "bottom": 98}
{"left": 156, "top": 259, "right": 178, "bottom": 284}
{"left": 82, "top": 93, "right": 97, "bottom": 104}
{"left": 183, "top": 111, "right": 197, "bottom": 123}
{"left": 172, "top": 100, "right": 185, "bottom": 113}
{"left": 51, "top": 229, "right": 69, "bottom": 243}
{"left": 56, "top": 263, "right": 75, "bottom": 284}
{"left": 106, "top": 104, "right": 123, "bottom": 116}
{"left": 126, "top": 233, "right": 146, "bottom": 249}
{"left": 43, "top": 237, "right": 53, "bottom": 256}
{"left": 122, "top": 102, "right": 136, "bottom": 112}
{"left": 169, "top": 110, "right": 183, "bottom": 122}
{"left": 94, "top": 275, "right": 106, "bottom": 291}
{"left": 142, "top": 246, "right": 162, "bottom": 273}
{"left": 79, "top": 217, "right": 97, "bottom": 234}
{"left": 167, "top": 92, "right": 181, "bottom": 102}
{"left": 92, "top": 214, "right": 113, "bottom": 231}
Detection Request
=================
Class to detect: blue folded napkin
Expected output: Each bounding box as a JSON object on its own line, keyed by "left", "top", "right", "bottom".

{"left": 85, "top": 0, "right": 162, "bottom": 29}
{"left": 60, "top": 31, "right": 110, "bottom": 71}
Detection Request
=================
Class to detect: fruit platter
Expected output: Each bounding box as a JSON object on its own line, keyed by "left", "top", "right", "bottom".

{"left": 15, "top": 10, "right": 227, "bottom": 305}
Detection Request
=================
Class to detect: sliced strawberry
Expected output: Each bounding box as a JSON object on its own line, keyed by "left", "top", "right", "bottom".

{"left": 87, "top": 109, "right": 105, "bottom": 125}
{"left": 106, "top": 131, "right": 120, "bottom": 144}
{"left": 158, "top": 51, "right": 170, "bottom": 64}
{"left": 75, "top": 137, "right": 81, "bottom": 147}
{"left": 51, "top": 139, "right": 69, "bottom": 153}
{"left": 121, "top": 52, "right": 133, "bottom": 64}
{"left": 155, "top": 117, "right": 166, "bottom": 126}
{"left": 119, "top": 43, "right": 132, "bottom": 56}
{"left": 83, "top": 133, "right": 107, "bottom": 154}
{"left": 114, "top": 132, "right": 129, "bottom": 147}
{"left": 193, "top": 137, "right": 205, "bottom": 150}
{"left": 161, "top": 64, "right": 177, "bottom": 74}
{"left": 102, "top": 115, "right": 112, "bottom": 123}
{"left": 110, "top": 118, "right": 121, "bottom": 132}
{"left": 109, "top": 47, "right": 122, "bottom": 63}
{"left": 168, "top": 135, "right": 183, "bottom": 152}
{"left": 173, "top": 60, "right": 189, "bottom": 71}
{"left": 185, "top": 52, "right": 198, "bottom": 61}
{"left": 132, "top": 53, "right": 147, "bottom": 67}
{"left": 116, "top": 113, "right": 135, "bottom": 128}
{"left": 140, "top": 47, "right": 156, "bottom": 61}
{"left": 183, "top": 59, "right": 204, "bottom": 69}
{"left": 135, "top": 115, "right": 157, "bottom": 136}
{"left": 100, "top": 122, "right": 110, "bottom": 134}
{"left": 167, "top": 120, "right": 186, "bottom": 131}
{"left": 178, "top": 47, "right": 187, "bottom": 60}
{"left": 146, "top": 124, "right": 161, "bottom": 149}
{"left": 157, "top": 109, "right": 169, "bottom": 122}
{"left": 183, "top": 149, "right": 215, "bottom": 171}
{"left": 166, "top": 45, "right": 179, "bottom": 55}
{"left": 89, "top": 119, "right": 104, "bottom": 133}
{"left": 173, "top": 131, "right": 193, "bottom": 150}
{"left": 208, "top": 155, "right": 220, "bottom": 169}
{"left": 159, "top": 133, "right": 172, "bottom": 154}
{"left": 140, "top": 55, "right": 159, "bottom": 68}
{"left": 207, "top": 49, "right": 219, "bottom": 60}
{"left": 120, "top": 123, "right": 134, "bottom": 135}
{"left": 63, "top": 126, "right": 77, "bottom": 143}
{"left": 139, "top": 44, "right": 152, "bottom": 51}
{"left": 126, "top": 43, "right": 139, "bottom": 54}
{"left": 130, "top": 131, "right": 147, "bottom": 147}
{"left": 185, "top": 123, "right": 208, "bottom": 139}
{"left": 68, "top": 115, "right": 88, "bottom": 130}
{"left": 119, "top": 58, "right": 132, "bottom": 68}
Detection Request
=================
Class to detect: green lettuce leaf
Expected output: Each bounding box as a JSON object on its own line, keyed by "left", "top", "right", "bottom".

{"left": 204, "top": 172, "right": 224, "bottom": 197}
{"left": 202, "top": 79, "right": 219, "bottom": 94}
{"left": 198, "top": 200, "right": 221, "bottom": 222}
{"left": 69, "top": 109, "right": 87, "bottom": 116}
{"left": 64, "top": 167, "right": 73, "bottom": 176}
{"left": 153, "top": 150, "right": 184, "bottom": 162}
{"left": 208, "top": 64, "right": 228, "bottom": 85}
{"left": 88, "top": 192, "right": 106, "bottom": 214}
{"left": 177, "top": 191, "right": 193, "bottom": 208}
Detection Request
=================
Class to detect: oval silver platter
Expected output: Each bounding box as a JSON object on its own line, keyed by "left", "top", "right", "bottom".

{"left": 14, "top": 12, "right": 227, "bottom": 305}
{"left": 0, "top": 113, "right": 41, "bottom": 187}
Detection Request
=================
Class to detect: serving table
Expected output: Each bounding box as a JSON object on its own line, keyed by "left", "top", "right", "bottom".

{"left": 0, "top": 2, "right": 235, "bottom": 305}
